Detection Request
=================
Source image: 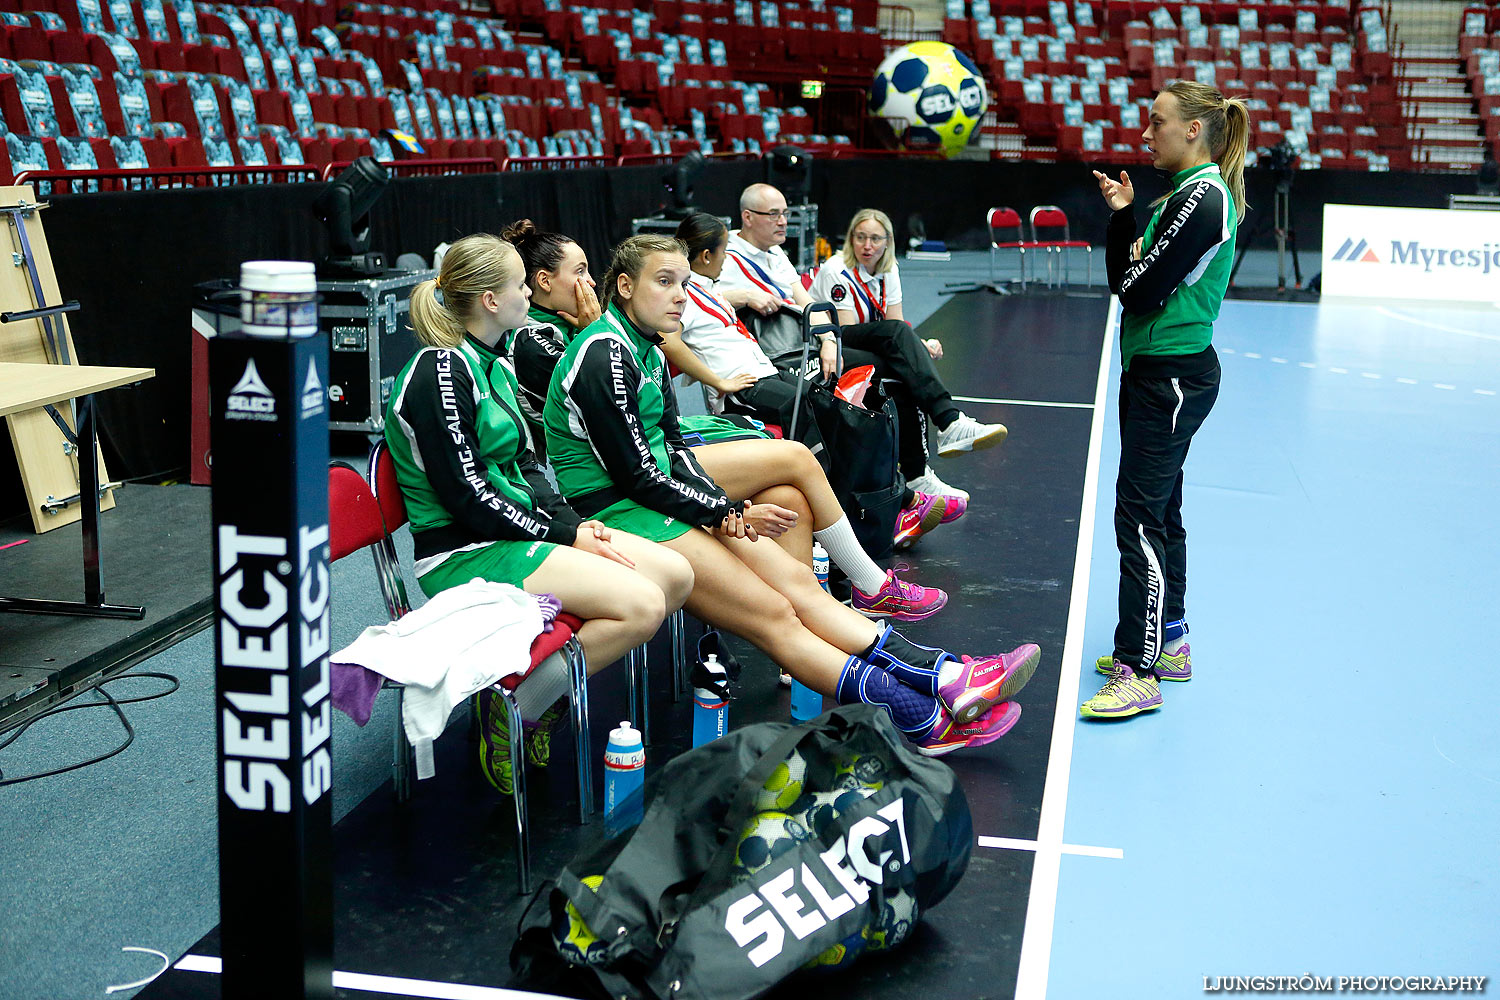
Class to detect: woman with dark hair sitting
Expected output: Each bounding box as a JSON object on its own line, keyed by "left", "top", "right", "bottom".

{"left": 541, "top": 233, "right": 1043, "bottom": 756}
{"left": 500, "top": 218, "right": 947, "bottom": 622}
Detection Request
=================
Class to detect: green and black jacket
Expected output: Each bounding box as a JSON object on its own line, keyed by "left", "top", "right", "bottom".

{"left": 543, "top": 302, "right": 743, "bottom": 526}
{"left": 1107, "top": 161, "right": 1238, "bottom": 376}
{"left": 386, "top": 334, "right": 580, "bottom": 572}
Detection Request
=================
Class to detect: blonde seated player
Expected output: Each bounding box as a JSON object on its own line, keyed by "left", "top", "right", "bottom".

{"left": 498, "top": 217, "right": 946, "bottom": 623}
{"left": 385, "top": 233, "right": 694, "bottom": 793}
{"left": 541, "top": 233, "right": 1043, "bottom": 756}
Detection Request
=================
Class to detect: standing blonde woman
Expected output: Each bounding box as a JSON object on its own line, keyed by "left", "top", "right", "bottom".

{"left": 385, "top": 234, "right": 694, "bottom": 790}
{"left": 1082, "top": 81, "right": 1249, "bottom": 719}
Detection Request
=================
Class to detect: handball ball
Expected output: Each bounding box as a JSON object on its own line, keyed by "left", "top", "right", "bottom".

{"left": 869, "top": 41, "right": 988, "bottom": 158}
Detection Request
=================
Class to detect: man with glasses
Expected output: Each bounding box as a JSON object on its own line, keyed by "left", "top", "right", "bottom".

{"left": 718, "top": 186, "right": 1005, "bottom": 507}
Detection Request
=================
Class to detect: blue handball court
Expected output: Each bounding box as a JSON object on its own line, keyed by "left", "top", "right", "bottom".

{"left": 1041, "top": 293, "right": 1500, "bottom": 998}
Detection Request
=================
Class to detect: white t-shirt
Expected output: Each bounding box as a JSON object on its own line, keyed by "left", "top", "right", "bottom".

{"left": 810, "top": 255, "right": 903, "bottom": 325}
{"left": 718, "top": 231, "right": 802, "bottom": 304}
{"left": 678, "top": 273, "right": 778, "bottom": 412}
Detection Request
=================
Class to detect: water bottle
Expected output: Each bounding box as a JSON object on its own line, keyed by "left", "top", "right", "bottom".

{"left": 603, "top": 720, "right": 645, "bottom": 837}
{"left": 692, "top": 653, "right": 730, "bottom": 747}
{"left": 791, "top": 546, "right": 830, "bottom": 722}
{"left": 812, "top": 542, "right": 830, "bottom": 590}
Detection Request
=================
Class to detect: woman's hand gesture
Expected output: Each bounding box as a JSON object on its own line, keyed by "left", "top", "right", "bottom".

{"left": 1092, "top": 169, "right": 1135, "bottom": 211}
{"left": 559, "top": 279, "right": 602, "bottom": 330}
{"left": 572, "top": 519, "right": 634, "bottom": 568}
{"left": 743, "top": 502, "right": 798, "bottom": 538}
{"left": 716, "top": 371, "right": 759, "bottom": 396}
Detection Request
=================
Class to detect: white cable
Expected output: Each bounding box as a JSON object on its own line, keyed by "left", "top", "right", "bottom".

{"left": 105, "top": 946, "right": 170, "bottom": 994}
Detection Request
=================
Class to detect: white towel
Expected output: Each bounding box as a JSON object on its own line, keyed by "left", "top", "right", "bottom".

{"left": 332, "top": 579, "right": 544, "bottom": 779}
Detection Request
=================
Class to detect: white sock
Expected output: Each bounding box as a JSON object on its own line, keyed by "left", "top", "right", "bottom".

{"left": 1163, "top": 636, "right": 1188, "bottom": 655}
{"left": 510, "top": 650, "right": 569, "bottom": 722}
{"left": 813, "top": 516, "right": 886, "bottom": 595}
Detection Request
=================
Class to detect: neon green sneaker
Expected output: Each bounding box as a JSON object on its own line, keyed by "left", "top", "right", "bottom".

{"left": 476, "top": 690, "right": 516, "bottom": 795}
{"left": 1080, "top": 667, "right": 1162, "bottom": 719}
{"left": 1095, "top": 642, "right": 1191, "bottom": 682}
{"left": 525, "top": 699, "right": 568, "bottom": 768}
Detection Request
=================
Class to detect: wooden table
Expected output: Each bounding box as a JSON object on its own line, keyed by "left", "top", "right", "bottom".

{"left": 0, "top": 361, "right": 155, "bottom": 619}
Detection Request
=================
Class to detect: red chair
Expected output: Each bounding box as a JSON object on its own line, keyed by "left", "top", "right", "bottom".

{"left": 1028, "top": 205, "right": 1093, "bottom": 288}
{"left": 987, "top": 206, "right": 1030, "bottom": 289}
{"left": 329, "top": 445, "right": 592, "bottom": 893}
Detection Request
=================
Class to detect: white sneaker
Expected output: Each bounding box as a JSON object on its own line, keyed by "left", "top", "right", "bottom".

{"left": 936, "top": 413, "right": 1007, "bottom": 457}
{"left": 907, "top": 467, "right": 970, "bottom": 503}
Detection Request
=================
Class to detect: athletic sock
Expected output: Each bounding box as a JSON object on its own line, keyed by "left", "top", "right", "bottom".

{"left": 813, "top": 515, "right": 886, "bottom": 595}
{"left": 1163, "top": 619, "right": 1188, "bottom": 654}
{"left": 867, "top": 624, "right": 960, "bottom": 697}
{"left": 835, "top": 654, "right": 941, "bottom": 738}
{"left": 933, "top": 407, "right": 961, "bottom": 431}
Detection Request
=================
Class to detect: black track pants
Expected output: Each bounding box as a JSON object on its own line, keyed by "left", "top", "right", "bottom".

{"left": 838, "top": 320, "right": 958, "bottom": 482}
{"left": 1113, "top": 363, "right": 1220, "bottom": 669}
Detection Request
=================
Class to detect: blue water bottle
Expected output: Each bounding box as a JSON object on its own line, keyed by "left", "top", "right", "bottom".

{"left": 603, "top": 721, "right": 645, "bottom": 837}
{"left": 791, "top": 546, "right": 829, "bottom": 722}
{"left": 692, "top": 653, "right": 730, "bottom": 747}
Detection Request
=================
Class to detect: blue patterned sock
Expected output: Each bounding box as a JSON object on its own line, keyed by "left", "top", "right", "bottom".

{"left": 866, "top": 625, "right": 954, "bottom": 697}
{"left": 1163, "top": 619, "right": 1188, "bottom": 644}
{"left": 835, "top": 654, "right": 941, "bottom": 738}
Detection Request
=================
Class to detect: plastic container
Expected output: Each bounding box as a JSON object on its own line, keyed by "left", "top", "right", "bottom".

{"left": 812, "top": 541, "right": 830, "bottom": 590}
{"left": 603, "top": 720, "right": 645, "bottom": 837}
{"left": 792, "top": 545, "right": 830, "bottom": 721}
{"left": 240, "top": 260, "right": 318, "bottom": 338}
{"left": 692, "top": 653, "right": 730, "bottom": 747}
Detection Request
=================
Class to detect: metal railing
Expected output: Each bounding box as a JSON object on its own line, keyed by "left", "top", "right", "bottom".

{"left": 12, "top": 163, "right": 323, "bottom": 194}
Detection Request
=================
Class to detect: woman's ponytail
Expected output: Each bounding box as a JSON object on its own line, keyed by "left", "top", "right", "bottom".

{"left": 407, "top": 234, "right": 521, "bottom": 348}
{"left": 409, "top": 278, "right": 467, "bottom": 348}
{"left": 1219, "top": 96, "right": 1250, "bottom": 220}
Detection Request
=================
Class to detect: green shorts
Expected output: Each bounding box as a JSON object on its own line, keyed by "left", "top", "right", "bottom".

{"left": 417, "top": 538, "right": 558, "bottom": 598}
{"left": 592, "top": 498, "right": 694, "bottom": 544}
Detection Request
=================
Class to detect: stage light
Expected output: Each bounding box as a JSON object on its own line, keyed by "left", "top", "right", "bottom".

{"left": 765, "top": 144, "right": 812, "bottom": 206}
{"left": 312, "top": 156, "right": 390, "bottom": 277}
{"left": 661, "top": 151, "right": 706, "bottom": 218}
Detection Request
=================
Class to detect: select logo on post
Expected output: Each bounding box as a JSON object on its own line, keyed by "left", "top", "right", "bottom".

{"left": 1331, "top": 237, "right": 1380, "bottom": 263}
{"left": 226, "top": 359, "right": 277, "bottom": 422}
{"left": 301, "top": 359, "right": 325, "bottom": 419}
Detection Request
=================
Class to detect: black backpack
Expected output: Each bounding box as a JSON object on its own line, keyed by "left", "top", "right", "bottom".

{"left": 511, "top": 705, "right": 973, "bottom": 1000}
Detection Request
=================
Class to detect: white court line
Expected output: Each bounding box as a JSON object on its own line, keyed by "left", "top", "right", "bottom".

{"left": 173, "top": 955, "right": 560, "bottom": 1000}
{"left": 1375, "top": 306, "right": 1500, "bottom": 342}
{"left": 952, "top": 394, "right": 1094, "bottom": 409}
{"left": 978, "top": 836, "right": 1124, "bottom": 860}
{"left": 1013, "top": 296, "right": 1118, "bottom": 1000}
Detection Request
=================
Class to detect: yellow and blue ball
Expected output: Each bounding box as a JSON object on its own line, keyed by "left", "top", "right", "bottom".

{"left": 869, "top": 41, "right": 988, "bottom": 158}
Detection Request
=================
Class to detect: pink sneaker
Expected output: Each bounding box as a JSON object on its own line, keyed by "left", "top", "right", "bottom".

{"left": 914, "top": 701, "right": 1022, "bottom": 757}
{"left": 852, "top": 568, "right": 948, "bottom": 622}
{"left": 894, "top": 492, "right": 947, "bottom": 550}
{"left": 937, "top": 643, "right": 1042, "bottom": 724}
{"left": 935, "top": 492, "right": 968, "bottom": 524}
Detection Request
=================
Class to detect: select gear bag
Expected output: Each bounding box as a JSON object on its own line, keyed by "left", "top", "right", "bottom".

{"left": 510, "top": 704, "right": 973, "bottom": 1000}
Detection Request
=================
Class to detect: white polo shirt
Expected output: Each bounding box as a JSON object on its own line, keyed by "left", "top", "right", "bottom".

{"left": 718, "top": 231, "right": 801, "bottom": 305}
{"left": 678, "top": 273, "right": 778, "bottom": 412}
{"left": 810, "top": 255, "right": 903, "bottom": 324}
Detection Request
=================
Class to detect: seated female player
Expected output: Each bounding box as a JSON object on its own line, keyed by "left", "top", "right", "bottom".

{"left": 387, "top": 233, "right": 694, "bottom": 792}
{"left": 500, "top": 218, "right": 945, "bottom": 622}
{"left": 662, "top": 211, "right": 965, "bottom": 552}
{"left": 541, "top": 234, "right": 1042, "bottom": 756}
